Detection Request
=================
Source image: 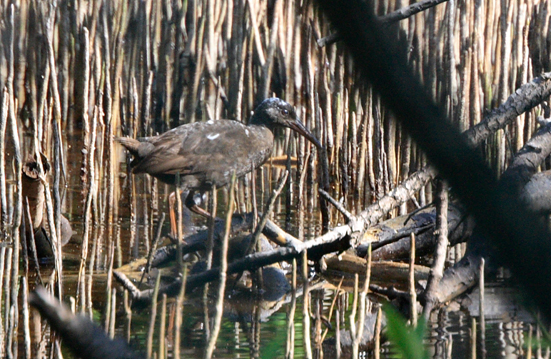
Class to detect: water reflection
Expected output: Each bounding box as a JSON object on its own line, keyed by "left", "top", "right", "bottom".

{"left": 31, "top": 136, "right": 541, "bottom": 359}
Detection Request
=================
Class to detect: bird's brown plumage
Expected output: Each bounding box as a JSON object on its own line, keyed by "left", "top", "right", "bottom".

{"left": 117, "top": 120, "right": 273, "bottom": 190}
{"left": 116, "top": 98, "right": 320, "bottom": 215}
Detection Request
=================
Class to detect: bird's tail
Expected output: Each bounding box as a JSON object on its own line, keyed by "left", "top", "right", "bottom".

{"left": 115, "top": 137, "right": 141, "bottom": 157}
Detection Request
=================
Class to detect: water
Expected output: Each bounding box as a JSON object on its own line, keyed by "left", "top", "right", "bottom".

{"left": 22, "top": 133, "right": 541, "bottom": 358}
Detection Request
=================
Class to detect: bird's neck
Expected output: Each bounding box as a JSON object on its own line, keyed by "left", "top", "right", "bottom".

{"left": 248, "top": 115, "right": 274, "bottom": 130}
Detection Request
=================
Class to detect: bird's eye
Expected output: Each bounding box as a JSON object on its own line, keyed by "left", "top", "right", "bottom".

{"left": 281, "top": 109, "right": 289, "bottom": 116}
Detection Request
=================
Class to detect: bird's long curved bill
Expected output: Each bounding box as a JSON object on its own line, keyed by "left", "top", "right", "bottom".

{"left": 288, "top": 120, "right": 322, "bottom": 149}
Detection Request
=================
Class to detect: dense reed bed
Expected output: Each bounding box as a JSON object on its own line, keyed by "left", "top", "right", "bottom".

{"left": 0, "top": 0, "right": 548, "bottom": 357}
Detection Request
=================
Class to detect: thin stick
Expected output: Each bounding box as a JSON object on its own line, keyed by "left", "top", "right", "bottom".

{"left": 139, "top": 213, "right": 166, "bottom": 288}
{"left": 353, "top": 244, "right": 372, "bottom": 353}
{"left": 318, "top": 188, "right": 353, "bottom": 222}
{"left": 204, "top": 172, "right": 236, "bottom": 359}
{"left": 471, "top": 317, "right": 477, "bottom": 359}
{"left": 286, "top": 258, "right": 297, "bottom": 359}
{"left": 203, "top": 185, "right": 217, "bottom": 341}
{"left": 158, "top": 294, "right": 167, "bottom": 359}
{"left": 173, "top": 265, "right": 188, "bottom": 359}
{"left": 147, "top": 272, "right": 161, "bottom": 359}
{"left": 77, "top": 105, "right": 98, "bottom": 308}
{"left": 9, "top": 93, "right": 22, "bottom": 358}
{"left": 124, "top": 290, "right": 132, "bottom": 343}
{"left": 350, "top": 273, "right": 359, "bottom": 358}
{"left": 22, "top": 277, "right": 31, "bottom": 359}
{"left": 302, "top": 250, "right": 312, "bottom": 359}
{"left": 479, "top": 257, "right": 485, "bottom": 356}
{"left": 374, "top": 306, "right": 382, "bottom": 359}
{"left": 247, "top": 170, "right": 289, "bottom": 254}
{"left": 0, "top": 90, "right": 8, "bottom": 232}
{"left": 409, "top": 233, "right": 417, "bottom": 326}
{"left": 25, "top": 199, "right": 42, "bottom": 285}
{"left": 422, "top": 179, "right": 449, "bottom": 318}
{"left": 320, "top": 277, "right": 344, "bottom": 343}
{"left": 109, "top": 287, "right": 116, "bottom": 339}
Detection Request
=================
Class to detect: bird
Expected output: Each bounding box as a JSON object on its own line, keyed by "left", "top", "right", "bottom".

{"left": 117, "top": 97, "right": 321, "bottom": 217}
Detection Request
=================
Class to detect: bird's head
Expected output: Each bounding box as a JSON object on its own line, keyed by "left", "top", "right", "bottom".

{"left": 250, "top": 98, "right": 322, "bottom": 148}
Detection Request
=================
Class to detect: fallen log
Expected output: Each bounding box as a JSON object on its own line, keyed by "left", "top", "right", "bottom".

{"left": 322, "top": 72, "right": 551, "bottom": 251}
{"left": 357, "top": 203, "right": 474, "bottom": 261}
{"left": 115, "top": 227, "right": 353, "bottom": 306}
{"left": 424, "top": 121, "right": 551, "bottom": 308}
{"left": 321, "top": 252, "right": 430, "bottom": 290}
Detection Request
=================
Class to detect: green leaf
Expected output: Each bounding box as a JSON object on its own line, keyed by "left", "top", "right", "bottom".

{"left": 383, "top": 303, "right": 428, "bottom": 359}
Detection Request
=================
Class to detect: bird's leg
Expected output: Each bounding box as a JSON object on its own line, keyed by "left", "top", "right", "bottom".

{"left": 185, "top": 190, "right": 212, "bottom": 218}
{"left": 168, "top": 192, "right": 178, "bottom": 238}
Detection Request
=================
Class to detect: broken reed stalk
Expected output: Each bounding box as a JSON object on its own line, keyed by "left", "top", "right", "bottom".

{"left": 204, "top": 172, "right": 236, "bottom": 359}
{"left": 479, "top": 257, "right": 485, "bottom": 355}
{"left": 3, "top": 247, "right": 12, "bottom": 357}
{"left": 109, "top": 287, "right": 116, "bottom": 339}
{"left": 0, "top": 247, "right": 5, "bottom": 357}
{"left": 336, "top": 303, "right": 341, "bottom": 359}
{"left": 422, "top": 180, "right": 449, "bottom": 318}
{"left": 175, "top": 189, "right": 185, "bottom": 271}
{"left": 353, "top": 244, "right": 372, "bottom": 354}
{"left": 24, "top": 200, "right": 42, "bottom": 285}
{"left": 286, "top": 258, "right": 297, "bottom": 359}
{"left": 0, "top": 91, "right": 8, "bottom": 233}
{"left": 206, "top": 185, "right": 218, "bottom": 270}
{"left": 302, "top": 249, "right": 312, "bottom": 359}
{"left": 173, "top": 265, "right": 188, "bottom": 359}
{"left": 104, "top": 239, "right": 115, "bottom": 332}
{"left": 527, "top": 324, "right": 532, "bottom": 359}
{"left": 350, "top": 273, "right": 359, "bottom": 358}
{"left": 248, "top": 170, "right": 289, "bottom": 254}
{"left": 77, "top": 105, "right": 98, "bottom": 310}
{"left": 147, "top": 272, "right": 162, "bottom": 359}
{"left": 471, "top": 317, "right": 476, "bottom": 359}
{"left": 139, "top": 212, "right": 166, "bottom": 288}
{"left": 203, "top": 185, "right": 217, "bottom": 340}
{"left": 22, "top": 277, "right": 30, "bottom": 359}
{"left": 124, "top": 290, "right": 132, "bottom": 343}
{"left": 41, "top": 177, "right": 62, "bottom": 297}
{"left": 320, "top": 277, "right": 344, "bottom": 343}
{"left": 9, "top": 95, "right": 22, "bottom": 358}
{"left": 159, "top": 293, "right": 167, "bottom": 359}
{"left": 87, "top": 224, "right": 98, "bottom": 318}
{"left": 409, "top": 233, "right": 417, "bottom": 326}
{"left": 374, "top": 306, "right": 382, "bottom": 359}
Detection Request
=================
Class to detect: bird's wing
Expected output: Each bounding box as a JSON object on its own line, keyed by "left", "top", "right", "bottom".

{"left": 132, "top": 121, "right": 273, "bottom": 180}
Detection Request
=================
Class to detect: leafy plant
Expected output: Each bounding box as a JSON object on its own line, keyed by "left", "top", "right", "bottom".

{"left": 383, "top": 303, "right": 428, "bottom": 359}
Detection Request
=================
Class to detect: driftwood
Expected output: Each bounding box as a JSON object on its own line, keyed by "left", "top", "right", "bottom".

{"left": 146, "top": 212, "right": 301, "bottom": 270}
{"left": 29, "top": 287, "right": 143, "bottom": 359}
{"left": 323, "top": 0, "right": 551, "bottom": 317}
{"left": 314, "top": 71, "right": 551, "bottom": 262}
{"left": 424, "top": 122, "right": 551, "bottom": 307}
{"left": 332, "top": 121, "right": 551, "bottom": 313}
{"left": 322, "top": 253, "right": 430, "bottom": 290}
{"left": 521, "top": 170, "right": 551, "bottom": 213}
{"left": 115, "top": 226, "right": 353, "bottom": 306}
{"left": 114, "top": 72, "right": 551, "bottom": 314}
{"left": 356, "top": 203, "right": 475, "bottom": 261}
